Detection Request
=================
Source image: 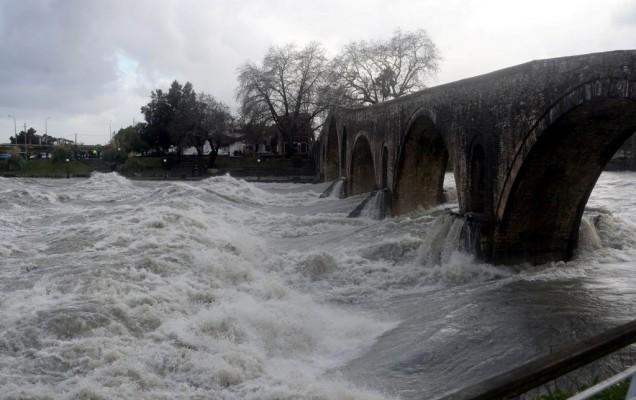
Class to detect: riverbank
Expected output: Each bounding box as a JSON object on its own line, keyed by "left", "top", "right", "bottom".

{"left": 126, "top": 175, "right": 316, "bottom": 183}
{"left": 0, "top": 159, "right": 107, "bottom": 178}
{"left": 0, "top": 155, "right": 317, "bottom": 182}
{"left": 532, "top": 380, "right": 628, "bottom": 400}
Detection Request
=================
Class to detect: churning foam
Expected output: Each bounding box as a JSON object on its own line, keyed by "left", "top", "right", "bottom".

{"left": 0, "top": 173, "right": 395, "bottom": 399}
{"left": 1, "top": 172, "right": 635, "bottom": 399}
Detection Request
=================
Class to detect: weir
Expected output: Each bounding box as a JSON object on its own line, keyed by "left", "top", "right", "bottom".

{"left": 320, "top": 177, "right": 347, "bottom": 198}
{"left": 318, "top": 50, "right": 636, "bottom": 265}
{"left": 347, "top": 188, "right": 392, "bottom": 219}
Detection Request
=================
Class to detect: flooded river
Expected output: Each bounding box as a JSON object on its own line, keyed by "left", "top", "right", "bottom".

{"left": 0, "top": 172, "right": 634, "bottom": 399}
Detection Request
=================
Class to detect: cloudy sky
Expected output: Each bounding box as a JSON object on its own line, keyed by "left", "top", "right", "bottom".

{"left": 1, "top": 0, "right": 635, "bottom": 144}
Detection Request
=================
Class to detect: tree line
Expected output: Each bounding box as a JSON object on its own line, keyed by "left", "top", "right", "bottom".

{"left": 236, "top": 28, "right": 439, "bottom": 149}
{"left": 113, "top": 29, "right": 440, "bottom": 165}
{"left": 112, "top": 81, "right": 232, "bottom": 166}
{"left": 10, "top": 127, "right": 60, "bottom": 146}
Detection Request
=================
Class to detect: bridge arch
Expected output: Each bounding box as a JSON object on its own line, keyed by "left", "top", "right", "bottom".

{"left": 392, "top": 109, "right": 449, "bottom": 215}
{"left": 324, "top": 117, "right": 339, "bottom": 180}
{"left": 493, "top": 79, "right": 636, "bottom": 264}
{"left": 349, "top": 132, "right": 376, "bottom": 195}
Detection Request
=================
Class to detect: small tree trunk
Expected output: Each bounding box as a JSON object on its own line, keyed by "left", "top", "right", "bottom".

{"left": 287, "top": 121, "right": 295, "bottom": 157}
{"left": 208, "top": 145, "right": 218, "bottom": 168}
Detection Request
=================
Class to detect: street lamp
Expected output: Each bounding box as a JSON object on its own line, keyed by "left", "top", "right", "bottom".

{"left": 163, "top": 158, "right": 168, "bottom": 179}
{"left": 65, "top": 158, "right": 70, "bottom": 178}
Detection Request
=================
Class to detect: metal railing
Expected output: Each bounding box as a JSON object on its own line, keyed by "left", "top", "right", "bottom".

{"left": 568, "top": 365, "right": 636, "bottom": 399}
{"left": 434, "top": 319, "right": 636, "bottom": 400}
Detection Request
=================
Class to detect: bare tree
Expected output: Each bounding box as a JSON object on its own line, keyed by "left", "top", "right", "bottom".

{"left": 333, "top": 29, "right": 440, "bottom": 105}
{"left": 236, "top": 42, "right": 337, "bottom": 154}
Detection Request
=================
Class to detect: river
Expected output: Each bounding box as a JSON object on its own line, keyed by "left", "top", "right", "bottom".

{"left": 0, "top": 172, "right": 634, "bottom": 399}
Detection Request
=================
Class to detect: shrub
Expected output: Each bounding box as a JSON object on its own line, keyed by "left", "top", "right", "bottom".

{"left": 120, "top": 157, "right": 144, "bottom": 174}
{"left": 51, "top": 146, "right": 73, "bottom": 163}
{"left": 6, "top": 155, "right": 25, "bottom": 171}
{"left": 102, "top": 148, "right": 127, "bottom": 163}
{"left": 291, "top": 155, "right": 304, "bottom": 168}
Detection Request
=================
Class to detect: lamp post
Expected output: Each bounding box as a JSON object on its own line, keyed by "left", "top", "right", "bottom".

{"left": 65, "top": 158, "right": 70, "bottom": 178}
{"left": 43, "top": 117, "right": 51, "bottom": 149}
{"left": 24, "top": 122, "right": 27, "bottom": 160}
{"left": 163, "top": 158, "right": 168, "bottom": 179}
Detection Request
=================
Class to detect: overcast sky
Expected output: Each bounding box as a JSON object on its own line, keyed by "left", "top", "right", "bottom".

{"left": 1, "top": 0, "right": 635, "bottom": 144}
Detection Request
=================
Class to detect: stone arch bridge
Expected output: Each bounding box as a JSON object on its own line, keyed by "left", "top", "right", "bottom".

{"left": 319, "top": 50, "right": 636, "bottom": 265}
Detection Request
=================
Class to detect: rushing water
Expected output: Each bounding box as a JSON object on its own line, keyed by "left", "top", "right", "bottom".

{"left": 0, "top": 172, "right": 635, "bottom": 399}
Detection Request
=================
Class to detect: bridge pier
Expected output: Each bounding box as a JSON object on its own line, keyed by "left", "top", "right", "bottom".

{"left": 458, "top": 212, "right": 492, "bottom": 261}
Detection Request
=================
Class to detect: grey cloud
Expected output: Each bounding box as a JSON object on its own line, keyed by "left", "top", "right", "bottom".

{"left": 0, "top": 0, "right": 278, "bottom": 114}
{"left": 615, "top": 2, "right": 636, "bottom": 25}
{"left": 0, "top": 0, "right": 121, "bottom": 111}
{"left": 0, "top": 0, "right": 298, "bottom": 142}
{"left": 0, "top": 0, "right": 633, "bottom": 144}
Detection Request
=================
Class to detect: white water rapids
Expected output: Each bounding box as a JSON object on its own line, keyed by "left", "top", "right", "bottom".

{"left": 0, "top": 172, "right": 635, "bottom": 399}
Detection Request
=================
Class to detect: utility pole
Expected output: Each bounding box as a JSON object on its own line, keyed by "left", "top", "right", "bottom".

{"left": 44, "top": 117, "right": 51, "bottom": 146}
{"left": 24, "top": 122, "right": 27, "bottom": 160}
{"left": 7, "top": 115, "right": 16, "bottom": 150}
{"left": 75, "top": 133, "right": 77, "bottom": 146}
